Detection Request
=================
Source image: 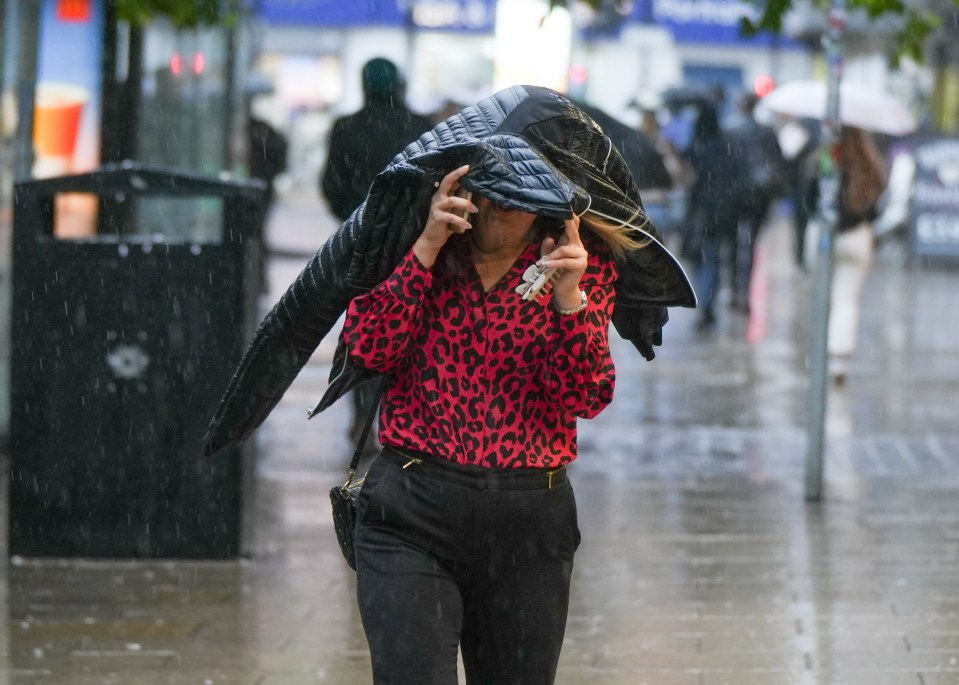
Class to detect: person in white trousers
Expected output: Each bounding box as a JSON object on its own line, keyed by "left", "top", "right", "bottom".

{"left": 828, "top": 220, "right": 875, "bottom": 381}
{"left": 826, "top": 127, "right": 888, "bottom": 383}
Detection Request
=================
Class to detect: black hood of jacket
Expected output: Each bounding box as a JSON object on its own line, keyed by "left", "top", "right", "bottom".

{"left": 203, "top": 85, "right": 695, "bottom": 456}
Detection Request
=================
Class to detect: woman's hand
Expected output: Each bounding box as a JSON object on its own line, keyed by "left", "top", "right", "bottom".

{"left": 413, "top": 165, "right": 477, "bottom": 268}
{"left": 540, "top": 213, "right": 588, "bottom": 311}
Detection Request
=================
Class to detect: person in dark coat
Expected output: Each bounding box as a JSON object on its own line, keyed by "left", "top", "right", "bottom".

{"left": 783, "top": 117, "right": 822, "bottom": 268}
{"left": 682, "top": 104, "right": 744, "bottom": 330}
{"left": 726, "top": 93, "right": 786, "bottom": 312}
{"left": 321, "top": 58, "right": 434, "bottom": 222}
{"left": 247, "top": 116, "right": 288, "bottom": 292}
{"left": 320, "top": 57, "right": 434, "bottom": 446}
{"left": 248, "top": 116, "right": 288, "bottom": 214}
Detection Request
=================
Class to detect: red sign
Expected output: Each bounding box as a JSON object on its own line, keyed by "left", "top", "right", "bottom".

{"left": 57, "top": 0, "right": 91, "bottom": 22}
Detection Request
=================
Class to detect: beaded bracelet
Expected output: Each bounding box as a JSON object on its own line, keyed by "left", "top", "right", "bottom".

{"left": 553, "top": 290, "right": 587, "bottom": 315}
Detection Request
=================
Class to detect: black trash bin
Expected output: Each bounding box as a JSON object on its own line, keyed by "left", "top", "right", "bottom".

{"left": 8, "top": 162, "right": 267, "bottom": 559}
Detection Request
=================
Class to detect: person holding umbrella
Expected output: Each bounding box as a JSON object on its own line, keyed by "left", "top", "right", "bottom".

{"left": 758, "top": 80, "right": 911, "bottom": 381}
{"left": 817, "top": 126, "right": 888, "bottom": 382}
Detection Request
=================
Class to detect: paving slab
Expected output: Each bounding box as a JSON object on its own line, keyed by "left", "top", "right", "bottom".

{"left": 2, "top": 196, "right": 959, "bottom": 683}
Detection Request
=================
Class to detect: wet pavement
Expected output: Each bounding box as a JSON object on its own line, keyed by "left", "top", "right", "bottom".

{"left": 2, "top": 194, "right": 959, "bottom": 684}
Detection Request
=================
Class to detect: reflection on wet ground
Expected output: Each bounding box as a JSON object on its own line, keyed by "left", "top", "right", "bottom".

{"left": 3, "top": 204, "right": 958, "bottom": 684}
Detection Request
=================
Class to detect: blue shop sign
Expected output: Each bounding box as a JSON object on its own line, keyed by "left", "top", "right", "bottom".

{"left": 625, "top": 0, "right": 788, "bottom": 45}
{"left": 256, "top": 0, "right": 494, "bottom": 32}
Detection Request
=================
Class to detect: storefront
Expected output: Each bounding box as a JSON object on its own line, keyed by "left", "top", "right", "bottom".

{"left": 0, "top": 0, "right": 249, "bottom": 433}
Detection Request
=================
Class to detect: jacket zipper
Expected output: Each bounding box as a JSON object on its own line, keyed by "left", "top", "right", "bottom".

{"left": 307, "top": 351, "right": 351, "bottom": 419}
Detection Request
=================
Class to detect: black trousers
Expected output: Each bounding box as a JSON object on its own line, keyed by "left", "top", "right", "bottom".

{"left": 354, "top": 446, "right": 581, "bottom": 685}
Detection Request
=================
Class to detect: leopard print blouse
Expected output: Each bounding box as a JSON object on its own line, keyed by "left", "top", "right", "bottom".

{"left": 343, "top": 234, "right": 617, "bottom": 469}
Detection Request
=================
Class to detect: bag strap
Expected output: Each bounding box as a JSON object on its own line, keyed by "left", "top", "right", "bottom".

{"left": 344, "top": 375, "right": 389, "bottom": 486}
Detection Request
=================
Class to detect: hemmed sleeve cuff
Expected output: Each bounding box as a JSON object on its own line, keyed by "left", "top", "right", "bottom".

{"left": 551, "top": 297, "right": 591, "bottom": 340}
{"left": 385, "top": 249, "right": 434, "bottom": 307}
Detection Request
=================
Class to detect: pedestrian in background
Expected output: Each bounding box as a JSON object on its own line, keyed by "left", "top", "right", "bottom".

{"left": 726, "top": 93, "right": 786, "bottom": 312}
{"left": 320, "top": 57, "right": 433, "bottom": 446}
{"left": 804, "top": 126, "right": 888, "bottom": 381}
{"left": 637, "top": 99, "right": 693, "bottom": 240}
{"left": 778, "top": 116, "right": 822, "bottom": 269}
{"left": 825, "top": 126, "right": 888, "bottom": 382}
{"left": 682, "top": 104, "right": 745, "bottom": 331}
{"left": 247, "top": 115, "right": 288, "bottom": 293}
{"left": 320, "top": 57, "right": 433, "bottom": 222}
{"left": 248, "top": 116, "right": 288, "bottom": 222}
{"left": 638, "top": 100, "right": 692, "bottom": 193}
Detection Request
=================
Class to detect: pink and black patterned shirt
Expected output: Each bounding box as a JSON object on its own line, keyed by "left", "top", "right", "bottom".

{"left": 342, "top": 235, "right": 617, "bottom": 469}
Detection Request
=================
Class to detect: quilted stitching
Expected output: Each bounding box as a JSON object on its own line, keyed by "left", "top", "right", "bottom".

{"left": 202, "top": 85, "right": 694, "bottom": 455}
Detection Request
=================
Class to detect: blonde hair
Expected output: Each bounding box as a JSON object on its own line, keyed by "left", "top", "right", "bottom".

{"left": 580, "top": 208, "right": 653, "bottom": 259}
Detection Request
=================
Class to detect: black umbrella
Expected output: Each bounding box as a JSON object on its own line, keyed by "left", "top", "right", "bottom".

{"left": 661, "top": 85, "right": 719, "bottom": 112}
{"left": 574, "top": 100, "right": 673, "bottom": 190}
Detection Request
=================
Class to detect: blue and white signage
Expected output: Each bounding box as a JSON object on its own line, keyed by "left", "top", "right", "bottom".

{"left": 911, "top": 137, "right": 959, "bottom": 258}
{"left": 626, "top": 0, "right": 787, "bottom": 45}
{"left": 256, "top": 0, "right": 494, "bottom": 32}
{"left": 256, "top": 0, "right": 405, "bottom": 27}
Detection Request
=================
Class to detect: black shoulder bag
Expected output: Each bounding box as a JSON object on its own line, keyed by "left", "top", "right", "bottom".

{"left": 329, "top": 376, "right": 387, "bottom": 571}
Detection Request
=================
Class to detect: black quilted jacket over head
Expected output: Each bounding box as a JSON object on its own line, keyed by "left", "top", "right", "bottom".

{"left": 203, "top": 85, "right": 695, "bottom": 456}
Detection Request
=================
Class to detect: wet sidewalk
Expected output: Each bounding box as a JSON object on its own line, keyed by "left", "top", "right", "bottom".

{"left": 3, "top": 196, "right": 959, "bottom": 684}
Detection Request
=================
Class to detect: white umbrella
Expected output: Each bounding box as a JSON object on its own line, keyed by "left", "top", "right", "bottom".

{"left": 758, "top": 79, "right": 917, "bottom": 136}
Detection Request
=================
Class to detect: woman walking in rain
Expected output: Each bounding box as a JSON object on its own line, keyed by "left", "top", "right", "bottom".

{"left": 825, "top": 125, "right": 887, "bottom": 382}
{"left": 203, "top": 86, "right": 696, "bottom": 684}
{"left": 341, "top": 162, "right": 644, "bottom": 684}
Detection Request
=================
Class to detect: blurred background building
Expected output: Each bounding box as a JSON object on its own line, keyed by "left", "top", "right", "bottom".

{"left": 0, "top": 0, "right": 958, "bottom": 438}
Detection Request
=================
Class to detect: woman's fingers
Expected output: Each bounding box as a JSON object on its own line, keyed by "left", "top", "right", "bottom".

{"left": 432, "top": 165, "right": 475, "bottom": 234}
{"left": 540, "top": 218, "right": 587, "bottom": 285}
{"left": 540, "top": 236, "right": 556, "bottom": 258}
{"left": 540, "top": 249, "right": 586, "bottom": 272}
{"left": 439, "top": 194, "right": 476, "bottom": 233}
{"left": 437, "top": 164, "right": 470, "bottom": 196}
{"left": 541, "top": 213, "right": 584, "bottom": 260}
{"left": 562, "top": 214, "right": 582, "bottom": 247}
{"left": 415, "top": 165, "right": 475, "bottom": 265}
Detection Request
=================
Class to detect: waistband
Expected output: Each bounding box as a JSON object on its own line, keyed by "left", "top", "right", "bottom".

{"left": 380, "top": 446, "right": 567, "bottom": 491}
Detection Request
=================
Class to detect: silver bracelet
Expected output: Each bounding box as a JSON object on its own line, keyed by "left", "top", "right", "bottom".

{"left": 553, "top": 290, "right": 588, "bottom": 316}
